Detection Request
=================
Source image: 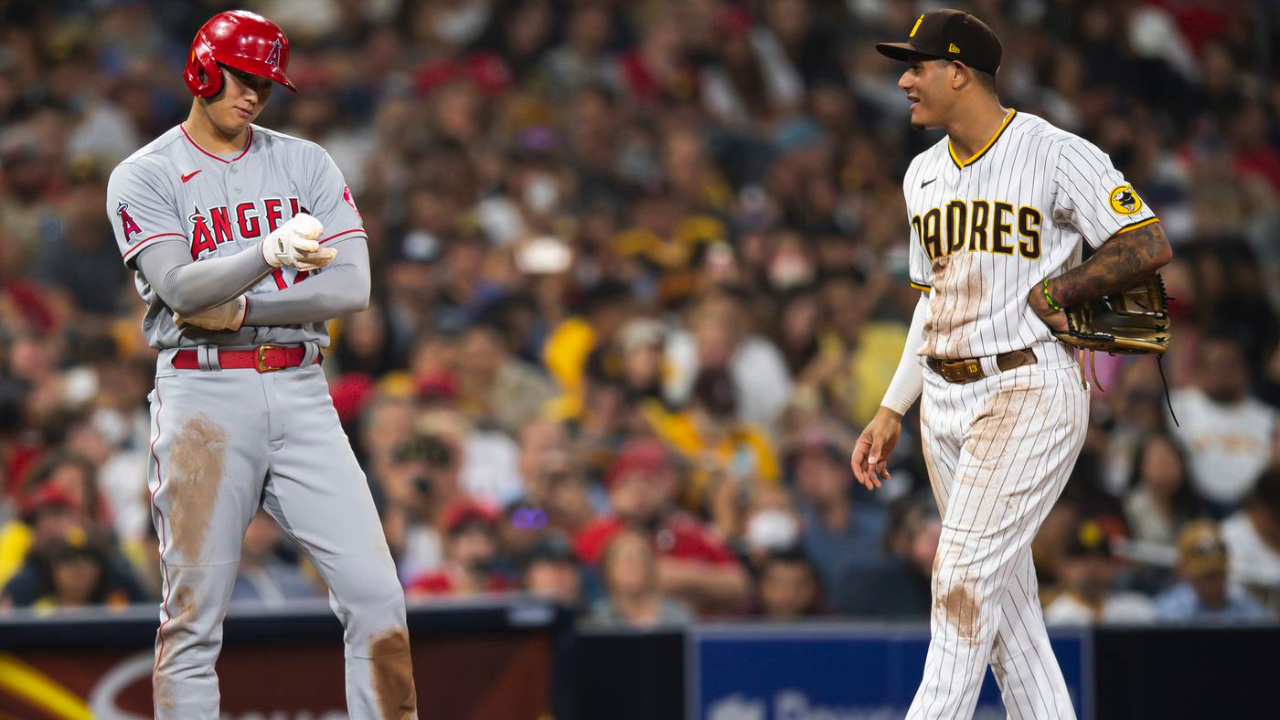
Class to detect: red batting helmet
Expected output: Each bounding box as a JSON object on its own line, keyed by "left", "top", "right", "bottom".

{"left": 184, "top": 10, "right": 297, "bottom": 98}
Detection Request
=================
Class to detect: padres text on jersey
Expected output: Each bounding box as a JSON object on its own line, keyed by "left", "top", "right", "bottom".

{"left": 905, "top": 110, "right": 1157, "bottom": 360}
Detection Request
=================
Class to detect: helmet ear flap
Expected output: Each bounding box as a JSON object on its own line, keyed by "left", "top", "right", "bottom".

{"left": 184, "top": 44, "right": 223, "bottom": 98}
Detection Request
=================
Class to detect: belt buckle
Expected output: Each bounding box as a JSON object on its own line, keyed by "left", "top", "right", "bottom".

{"left": 255, "top": 344, "right": 285, "bottom": 373}
{"left": 942, "top": 359, "right": 981, "bottom": 384}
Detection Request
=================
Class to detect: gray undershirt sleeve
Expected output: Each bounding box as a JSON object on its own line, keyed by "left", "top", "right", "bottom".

{"left": 243, "top": 238, "right": 371, "bottom": 326}
{"left": 134, "top": 241, "right": 272, "bottom": 315}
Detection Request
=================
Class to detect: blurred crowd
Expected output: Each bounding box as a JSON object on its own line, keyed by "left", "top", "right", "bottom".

{"left": 2, "top": 0, "right": 1280, "bottom": 629}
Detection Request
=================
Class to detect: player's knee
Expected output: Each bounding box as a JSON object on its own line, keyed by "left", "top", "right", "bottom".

{"left": 933, "top": 577, "right": 986, "bottom": 642}
{"left": 931, "top": 553, "right": 990, "bottom": 643}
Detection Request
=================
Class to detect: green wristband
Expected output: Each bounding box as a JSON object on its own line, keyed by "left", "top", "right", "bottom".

{"left": 1042, "top": 278, "right": 1064, "bottom": 312}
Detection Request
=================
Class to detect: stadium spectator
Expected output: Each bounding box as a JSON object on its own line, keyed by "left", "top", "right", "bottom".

{"left": 229, "top": 511, "right": 324, "bottom": 606}
{"left": 738, "top": 483, "right": 801, "bottom": 570}
{"left": 0, "top": 454, "right": 108, "bottom": 586}
{"left": 1123, "top": 432, "right": 1203, "bottom": 547}
{"left": 1155, "top": 520, "right": 1267, "bottom": 621}
{"left": 588, "top": 527, "right": 695, "bottom": 628}
{"left": 1221, "top": 468, "right": 1280, "bottom": 606}
{"left": 520, "top": 533, "right": 588, "bottom": 613}
{"left": 615, "top": 317, "right": 667, "bottom": 405}
{"left": 540, "top": 4, "right": 620, "bottom": 102}
{"left": 834, "top": 494, "right": 938, "bottom": 619}
{"left": 1170, "top": 335, "right": 1278, "bottom": 513}
{"left": 518, "top": 449, "right": 598, "bottom": 536}
{"left": 754, "top": 546, "right": 825, "bottom": 619}
{"left": 1101, "top": 360, "right": 1179, "bottom": 495}
{"left": 376, "top": 415, "right": 460, "bottom": 584}
{"left": 665, "top": 291, "right": 793, "bottom": 433}
{"left": 2, "top": 525, "right": 146, "bottom": 609}
{"left": 33, "top": 160, "right": 125, "bottom": 321}
{"left": 543, "top": 280, "right": 634, "bottom": 419}
{"left": 649, "top": 366, "right": 779, "bottom": 515}
{"left": 455, "top": 320, "right": 557, "bottom": 436}
{"left": 0, "top": 482, "right": 85, "bottom": 588}
{"left": 791, "top": 430, "right": 886, "bottom": 591}
{"left": 574, "top": 437, "right": 750, "bottom": 613}
{"left": 407, "top": 498, "right": 512, "bottom": 598}
{"left": 1044, "top": 519, "right": 1157, "bottom": 625}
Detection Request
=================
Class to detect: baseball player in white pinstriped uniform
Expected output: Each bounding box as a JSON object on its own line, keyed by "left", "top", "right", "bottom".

{"left": 851, "top": 10, "right": 1172, "bottom": 720}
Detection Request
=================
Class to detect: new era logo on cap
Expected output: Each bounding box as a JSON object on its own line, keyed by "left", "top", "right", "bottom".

{"left": 876, "top": 9, "right": 1002, "bottom": 75}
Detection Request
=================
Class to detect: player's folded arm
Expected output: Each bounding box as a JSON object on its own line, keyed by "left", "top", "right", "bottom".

{"left": 135, "top": 240, "right": 273, "bottom": 316}
{"left": 1048, "top": 220, "right": 1172, "bottom": 309}
{"left": 242, "top": 236, "right": 371, "bottom": 326}
{"left": 1044, "top": 222, "right": 1173, "bottom": 356}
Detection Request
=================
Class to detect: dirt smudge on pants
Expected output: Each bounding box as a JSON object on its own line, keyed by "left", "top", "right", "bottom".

{"left": 370, "top": 628, "right": 417, "bottom": 719}
{"left": 154, "top": 584, "right": 198, "bottom": 716}
{"left": 167, "top": 414, "right": 227, "bottom": 563}
{"left": 937, "top": 578, "right": 981, "bottom": 640}
{"left": 960, "top": 384, "right": 1040, "bottom": 488}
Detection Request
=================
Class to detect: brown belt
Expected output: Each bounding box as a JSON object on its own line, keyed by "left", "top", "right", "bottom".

{"left": 172, "top": 345, "right": 318, "bottom": 373}
{"left": 926, "top": 348, "right": 1037, "bottom": 384}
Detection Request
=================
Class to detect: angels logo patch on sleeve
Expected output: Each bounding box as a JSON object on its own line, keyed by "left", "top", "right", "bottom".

{"left": 342, "top": 185, "right": 361, "bottom": 218}
{"left": 116, "top": 201, "right": 142, "bottom": 240}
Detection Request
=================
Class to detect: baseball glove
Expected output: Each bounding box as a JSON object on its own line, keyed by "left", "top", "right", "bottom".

{"left": 1053, "top": 273, "right": 1171, "bottom": 355}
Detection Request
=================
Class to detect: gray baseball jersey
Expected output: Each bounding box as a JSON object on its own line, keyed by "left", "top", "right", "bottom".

{"left": 107, "top": 124, "right": 366, "bottom": 348}
{"left": 110, "top": 122, "right": 416, "bottom": 719}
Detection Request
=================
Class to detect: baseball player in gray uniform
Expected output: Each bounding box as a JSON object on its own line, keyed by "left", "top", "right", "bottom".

{"left": 106, "top": 11, "right": 417, "bottom": 719}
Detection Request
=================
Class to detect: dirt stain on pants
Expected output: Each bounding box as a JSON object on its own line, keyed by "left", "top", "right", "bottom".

{"left": 371, "top": 628, "right": 417, "bottom": 719}
{"left": 166, "top": 414, "right": 228, "bottom": 563}
{"left": 937, "top": 579, "right": 981, "bottom": 641}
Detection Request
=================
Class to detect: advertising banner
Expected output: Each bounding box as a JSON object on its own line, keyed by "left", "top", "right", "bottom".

{"left": 0, "top": 600, "right": 562, "bottom": 720}
{"left": 693, "top": 624, "right": 1089, "bottom": 720}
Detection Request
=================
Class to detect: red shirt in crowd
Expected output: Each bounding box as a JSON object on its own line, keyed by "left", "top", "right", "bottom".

{"left": 574, "top": 512, "right": 738, "bottom": 566}
{"left": 406, "top": 569, "right": 513, "bottom": 597}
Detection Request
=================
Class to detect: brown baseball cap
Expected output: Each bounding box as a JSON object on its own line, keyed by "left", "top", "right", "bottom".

{"left": 1177, "top": 520, "right": 1229, "bottom": 578}
{"left": 876, "top": 9, "right": 1002, "bottom": 75}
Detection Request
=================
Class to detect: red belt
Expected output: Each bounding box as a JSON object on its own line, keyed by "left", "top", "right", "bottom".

{"left": 172, "top": 345, "right": 318, "bottom": 373}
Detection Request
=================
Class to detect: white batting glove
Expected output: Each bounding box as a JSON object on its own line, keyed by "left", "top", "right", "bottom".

{"left": 174, "top": 296, "right": 247, "bottom": 332}
{"left": 261, "top": 213, "right": 325, "bottom": 268}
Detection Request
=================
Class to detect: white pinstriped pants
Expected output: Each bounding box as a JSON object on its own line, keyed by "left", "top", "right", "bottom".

{"left": 907, "top": 346, "right": 1086, "bottom": 720}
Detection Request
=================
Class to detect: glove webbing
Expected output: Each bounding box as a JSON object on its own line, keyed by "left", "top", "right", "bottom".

{"left": 1076, "top": 348, "right": 1179, "bottom": 428}
{"left": 1076, "top": 348, "right": 1105, "bottom": 392}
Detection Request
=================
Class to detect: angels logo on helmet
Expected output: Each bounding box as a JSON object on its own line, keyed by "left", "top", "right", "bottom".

{"left": 265, "top": 39, "right": 282, "bottom": 68}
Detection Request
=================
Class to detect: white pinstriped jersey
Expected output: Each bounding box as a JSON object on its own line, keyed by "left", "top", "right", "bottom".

{"left": 905, "top": 110, "right": 1157, "bottom": 360}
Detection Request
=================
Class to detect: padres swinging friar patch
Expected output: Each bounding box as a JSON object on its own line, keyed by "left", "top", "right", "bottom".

{"left": 1109, "top": 185, "right": 1143, "bottom": 215}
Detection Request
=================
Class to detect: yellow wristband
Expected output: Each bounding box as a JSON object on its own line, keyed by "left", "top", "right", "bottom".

{"left": 1043, "top": 279, "right": 1064, "bottom": 312}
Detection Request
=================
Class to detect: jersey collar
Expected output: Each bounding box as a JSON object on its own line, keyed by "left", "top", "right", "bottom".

{"left": 948, "top": 109, "right": 1016, "bottom": 170}
{"left": 180, "top": 123, "right": 254, "bottom": 164}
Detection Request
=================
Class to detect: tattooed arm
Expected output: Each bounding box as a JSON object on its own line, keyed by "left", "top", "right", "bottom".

{"left": 1050, "top": 222, "right": 1172, "bottom": 304}
{"left": 1028, "top": 221, "right": 1173, "bottom": 331}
